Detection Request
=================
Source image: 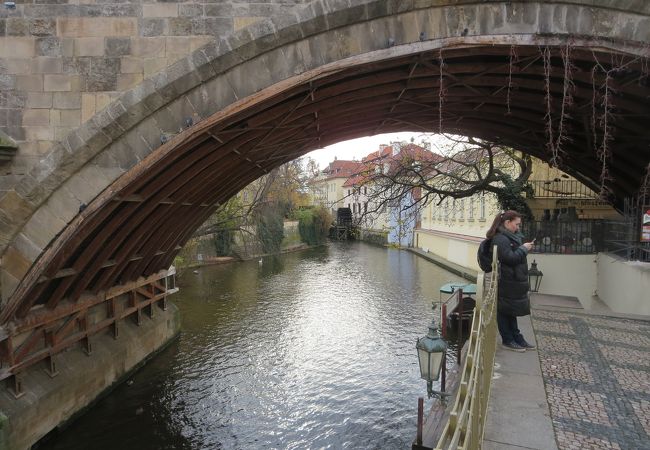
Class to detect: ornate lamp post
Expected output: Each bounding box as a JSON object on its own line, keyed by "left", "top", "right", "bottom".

{"left": 528, "top": 260, "right": 544, "bottom": 293}
{"left": 416, "top": 303, "right": 448, "bottom": 400}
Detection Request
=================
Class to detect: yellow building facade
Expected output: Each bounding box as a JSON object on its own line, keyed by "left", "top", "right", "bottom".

{"left": 414, "top": 157, "right": 621, "bottom": 272}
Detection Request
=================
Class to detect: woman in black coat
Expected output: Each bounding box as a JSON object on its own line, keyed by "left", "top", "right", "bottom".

{"left": 486, "top": 210, "right": 536, "bottom": 352}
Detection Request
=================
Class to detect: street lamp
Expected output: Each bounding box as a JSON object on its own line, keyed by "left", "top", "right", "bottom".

{"left": 528, "top": 260, "right": 544, "bottom": 293}
{"left": 416, "top": 303, "right": 448, "bottom": 400}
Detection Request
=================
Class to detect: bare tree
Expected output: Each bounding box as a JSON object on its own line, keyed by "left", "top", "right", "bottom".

{"left": 347, "top": 135, "right": 534, "bottom": 225}
{"left": 189, "top": 157, "right": 316, "bottom": 258}
{"left": 193, "top": 166, "right": 280, "bottom": 239}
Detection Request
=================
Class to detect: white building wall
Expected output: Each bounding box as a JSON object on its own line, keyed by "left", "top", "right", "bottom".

{"left": 532, "top": 253, "right": 598, "bottom": 307}
{"left": 597, "top": 254, "right": 650, "bottom": 315}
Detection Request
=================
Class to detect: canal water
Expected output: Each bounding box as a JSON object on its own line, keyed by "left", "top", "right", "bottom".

{"left": 38, "top": 242, "right": 466, "bottom": 450}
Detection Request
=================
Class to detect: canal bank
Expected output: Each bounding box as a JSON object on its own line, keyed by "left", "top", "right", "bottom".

{"left": 0, "top": 303, "right": 180, "bottom": 450}
{"left": 406, "top": 248, "right": 478, "bottom": 283}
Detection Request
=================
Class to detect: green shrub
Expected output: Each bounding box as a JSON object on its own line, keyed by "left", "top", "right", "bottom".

{"left": 257, "top": 204, "right": 285, "bottom": 253}
{"left": 297, "top": 206, "right": 331, "bottom": 245}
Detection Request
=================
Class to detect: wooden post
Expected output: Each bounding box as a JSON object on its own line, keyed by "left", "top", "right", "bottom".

{"left": 441, "top": 353, "right": 446, "bottom": 393}
{"left": 457, "top": 288, "right": 463, "bottom": 365}
{"left": 441, "top": 303, "right": 447, "bottom": 339}
{"left": 416, "top": 397, "right": 424, "bottom": 446}
{"left": 108, "top": 297, "right": 119, "bottom": 339}
{"left": 441, "top": 303, "right": 447, "bottom": 394}
{"left": 148, "top": 284, "right": 156, "bottom": 318}
{"left": 45, "top": 354, "right": 59, "bottom": 378}
{"left": 79, "top": 315, "right": 92, "bottom": 355}
{"left": 9, "top": 373, "right": 24, "bottom": 399}
{"left": 83, "top": 335, "right": 92, "bottom": 355}
{"left": 0, "top": 336, "right": 15, "bottom": 368}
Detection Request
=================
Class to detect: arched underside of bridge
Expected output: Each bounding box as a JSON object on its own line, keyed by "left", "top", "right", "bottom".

{"left": 1, "top": 1, "right": 649, "bottom": 329}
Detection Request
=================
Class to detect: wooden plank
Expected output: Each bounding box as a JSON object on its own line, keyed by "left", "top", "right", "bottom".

{"left": 111, "top": 156, "right": 247, "bottom": 283}
{"left": 63, "top": 137, "right": 228, "bottom": 301}
{"left": 13, "top": 270, "right": 170, "bottom": 332}
{"left": 54, "top": 310, "right": 85, "bottom": 345}
{"left": 14, "top": 329, "right": 45, "bottom": 363}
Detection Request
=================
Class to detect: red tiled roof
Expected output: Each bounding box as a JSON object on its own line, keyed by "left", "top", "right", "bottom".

{"left": 362, "top": 145, "right": 393, "bottom": 162}
{"left": 343, "top": 143, "right": 442, "bottom": 187}
{"left": 319, "top": 159, "right": 362, "bottom": 180}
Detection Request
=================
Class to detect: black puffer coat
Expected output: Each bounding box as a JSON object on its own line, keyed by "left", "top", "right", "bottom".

{"left": 493, "top": 228, "right": 530, "bottom": 316}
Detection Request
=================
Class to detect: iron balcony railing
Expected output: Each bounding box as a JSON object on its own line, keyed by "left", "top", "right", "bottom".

{"left": 434, "top": 249, "right": 498, "bottom": 449}
{"left": 598, "top": 217, "right": 650, "bottom": 262}
{"left": 522, "top": 220, "right": 606, "bottom": 254}
{"left": 528, "top": 180, "right": 601, "bottom": 200}
{"left": 522, "top": 219, "right": 649, "bottom": 260}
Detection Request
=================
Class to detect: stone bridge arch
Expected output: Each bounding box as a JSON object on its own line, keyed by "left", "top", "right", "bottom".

{"left": 1, "top": 0, "right": 649, "bottom": 327}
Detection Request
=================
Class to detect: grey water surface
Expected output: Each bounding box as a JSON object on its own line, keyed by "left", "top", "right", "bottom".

{"left": 39, "top": 242, "right": 465, "bottom": 450}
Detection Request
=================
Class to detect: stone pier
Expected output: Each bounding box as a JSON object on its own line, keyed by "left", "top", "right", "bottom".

{"left": 0, "top": 302, "right": 180, "bottom": 450}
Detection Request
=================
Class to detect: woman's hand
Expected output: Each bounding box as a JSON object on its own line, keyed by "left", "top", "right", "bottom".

{"left": 522, "top": 241, "right": 534, "bottom": 251}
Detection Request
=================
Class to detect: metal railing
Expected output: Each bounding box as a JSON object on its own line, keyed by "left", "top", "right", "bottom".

{"left": 522, "top": 219, "right": 650, "bottom": 261}
{"left": 0, "top": 268, "right": 178, "bottom": 398}
{"left": 528, "top": 180, "right": 601, "bottom": 200}
{"left": 522, "top": 220, "right": 606, "bottom": 254}
{"left": 434, "top": 249, "right": 498, "bottom": 450}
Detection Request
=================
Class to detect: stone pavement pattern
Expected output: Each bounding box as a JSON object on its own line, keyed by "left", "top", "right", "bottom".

{"left": 531, "top": 308, "right": 650, "bottom": 450}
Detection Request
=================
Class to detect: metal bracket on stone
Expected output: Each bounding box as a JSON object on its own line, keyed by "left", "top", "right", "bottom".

{"left": 44, "top": 354, "right": 59, "bottom": 378}
{"left": 83, "top": 336, "right": 92, "bottom": 356}
{"left": 8, "top": 373, "right": 24, "bottom": 399}
{"left": 0, "top": 130, "right": 18, "bottom": 162}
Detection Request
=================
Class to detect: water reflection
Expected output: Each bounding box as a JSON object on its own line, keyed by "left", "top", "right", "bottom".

{"left": 38, "top": 242, "right": 466, "bottom": 450}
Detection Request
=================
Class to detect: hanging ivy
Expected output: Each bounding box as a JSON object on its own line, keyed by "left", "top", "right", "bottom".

{"left": 256, "top": 203, "right": 285, "bottom": 254}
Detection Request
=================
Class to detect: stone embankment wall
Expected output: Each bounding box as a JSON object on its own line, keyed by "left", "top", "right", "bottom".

{"left": 0, "top": 302, "right": 180, "bottom": 450}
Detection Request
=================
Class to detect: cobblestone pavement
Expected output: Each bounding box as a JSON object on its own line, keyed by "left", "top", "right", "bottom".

{"left": 531, "top": 308, "right": 650, "bottom": 450}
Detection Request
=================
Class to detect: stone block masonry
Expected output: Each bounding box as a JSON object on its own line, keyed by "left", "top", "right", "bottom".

{"left": 0, "top": 302, "right": 181, "bottom": 450}
{"left": 0, "top": 0, "right": 295, "bottom": 176}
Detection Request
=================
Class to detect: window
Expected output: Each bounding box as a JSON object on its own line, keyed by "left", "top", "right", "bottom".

{"left": 348, "top": 189, "right": 350, "bottom": 196}
{"left": 469, "top": 197, "right": 474, "bottom": 219}
{"left": 364, "top": 186, "right": 367, "bottom": 195}
{"left": 459, "top": 199, "right": 464, "bottom": 219}
{"left": 364, "top": 202, "right": 368, "bottom": 212}
{"left": 452, "top": 199, "right": 456, "bottom": 220}
{"left": 480, "top": 194, "right": 486, "bottom": 219}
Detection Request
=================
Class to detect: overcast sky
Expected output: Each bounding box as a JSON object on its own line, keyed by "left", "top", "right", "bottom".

{"left": 304, "top": 132, "right": 459, "bottom": 169}
{"left": 304, "top": 132, "right": 431, "bottom": 169}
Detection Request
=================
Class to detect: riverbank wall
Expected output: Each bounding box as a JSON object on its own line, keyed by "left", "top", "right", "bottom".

{"left": 0, "top": 303, "right": 180, "bottom": 450}
{"left": 358, "top": 229, "right": 389, "bottom": 247}
{"left": 406, "top": 247, "right": 478, "bottom": 283}
{"left": 176, "top": 221, "right": 309, "bottom": 271}
{"left": 413, "top": 229, "right": 650, "bottom": 314}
